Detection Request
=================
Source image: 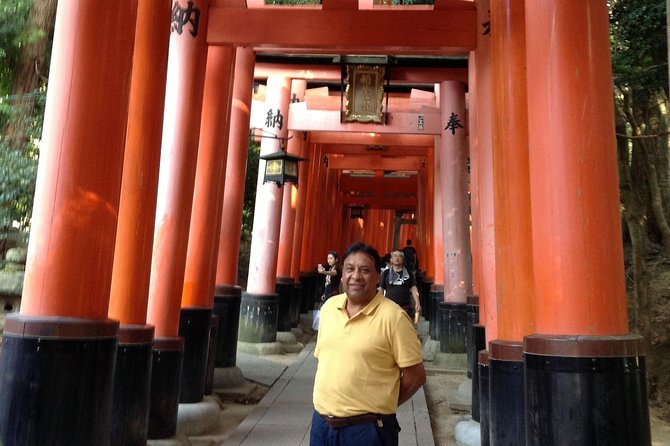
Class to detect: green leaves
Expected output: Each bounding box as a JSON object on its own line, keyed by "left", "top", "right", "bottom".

{"left": 610, "top": 0, "right": 667, "bottom": 92}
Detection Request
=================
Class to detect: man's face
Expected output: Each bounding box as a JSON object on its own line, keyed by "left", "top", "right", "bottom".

{"left": 390, "top": 251, "right": 404, "bottom": 268}
{"left": 342, "top": 252, "right": 379, "bottom": 304}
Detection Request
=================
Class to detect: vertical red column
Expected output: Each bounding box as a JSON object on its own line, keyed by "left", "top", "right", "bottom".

{"left": 473, "top": 0, "right": 497, "bottom": 345}
{"left": 290, "top": 136, "right": 311, "bottom": 281}
{"left": 438, "top": 81, "right": 471, "bottom": 356}
{"left": 430, "top": 132, "right": 445, "bottom": 341}
{"left": 108, "top": 1, "right": 170, "bottom": 443}
{"left": 467, "top": 53, "right": 481, "bottom": 299}
{"left": 182, "top": 46, "right": 236, "bottom": 310}
{"left": 300, "top": 144, "right": 326, "bottom": 272}
{"left": 276, "top": 80, "right": 307, "bottom": 332}
{"left": 487, "top": 1, "right": 533, "bottom": 443}
{"left": 215, "top": 47, "right": 255, "bottom": 287}
{"left": 211, "top": 47, "right": 255, "bottom": 385}
{"left": 179, "top": 45, "right": 236, "bottom": 405}
{"left": 440, "top": 81, "right": 471, "bottom": 305}
{"left": 523, "top": 1, "right": 650, "bottom": 444}
{"left": 471, "top": 2, "right": 496, "bottom": 441}
{"left": 145, "top": 0, "right": 210, "bottom": 439}
{"left": 240, "top": 75, "right": 291, "bottom": 345}
{"left": 0, "top": 2, "right": 137, "bottom": 444}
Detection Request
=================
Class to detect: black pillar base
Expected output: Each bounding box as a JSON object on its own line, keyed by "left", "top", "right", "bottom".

{"left": 112, "top": 324, "right": 154, "bottom": 446}
{"left": 178, "top": 307, "right": 212, "bottom": 404}
{"left": 213, "top": 285, "right": 241, "bottom": 368}
{"left": 466, "top": 295, "right": 479, "bottom": 378}
{"left": 148, "top": 337, "right": 184, "bottom": 440}
{"left": 420, "top": 276, "right": 433, "bottom": 320}
{"left": 0, "top": 315, "right": 118, "bottom": 446}
{"left": 471, "top": 324, "right": 486, "bottom": 422}
{"left": 489, "top": 340, "right": 525, "bottom": 446}
{"left": 429, "top": 284, "right": 444, "bottom": 339}
{"left": 299, "top": 272, "right": 316, "bottom": 314}
{"left": 478, "top": 350, "right": 491, "bottom": 446}
{"left": 290, "top": 282, "right": 302, "bottom": 327}
{"left": 238, "top": 292, "right": 278, "bottom": 343}
{"left": 438, "top": 302, "right": 467, "bottom": 353}
{"left": 524, "top": 334, "right": 651, "bottom": 446}
{"left": 275, "top": 277, "right": 294, "bottom": 332}
{"left": 204, "top": 315, "right": 218, "bottom": 395}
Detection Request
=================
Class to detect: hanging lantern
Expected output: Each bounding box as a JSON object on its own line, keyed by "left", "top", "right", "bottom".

{"left": 259, "top": 150, "right": 303, "bottom": 187}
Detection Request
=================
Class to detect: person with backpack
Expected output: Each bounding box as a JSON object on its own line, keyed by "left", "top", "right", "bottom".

{"left": 401, "top": 239, "right": 418, "bottom": 274}
{"left": 379, "top": 250, "right": 421, "bottom": 319}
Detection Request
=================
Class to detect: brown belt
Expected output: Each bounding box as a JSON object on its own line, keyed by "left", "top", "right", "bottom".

{"left": 321, "top": 413, "right": 389, "bottom": 429}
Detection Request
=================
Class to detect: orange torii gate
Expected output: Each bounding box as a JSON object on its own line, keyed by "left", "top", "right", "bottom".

{"left": 0, "top": 1, "right": 650, "bottom": 446}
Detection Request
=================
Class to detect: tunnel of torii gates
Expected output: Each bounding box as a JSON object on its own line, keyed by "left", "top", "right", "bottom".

{"left": 0, "top": 0, "right": 652, "bottom": 445}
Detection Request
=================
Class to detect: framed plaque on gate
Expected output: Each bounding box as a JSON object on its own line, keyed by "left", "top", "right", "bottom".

{"left": 344, "top": 65, "right": 385, "bottom": 123}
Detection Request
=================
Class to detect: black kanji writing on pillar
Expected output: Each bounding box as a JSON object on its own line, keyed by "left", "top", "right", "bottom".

{"left": 445, "top": 112, "right": 465, "bottom": 135}
{"left": 265, "top": 109, "right": 284, "bottom": 130}
{"left": 482, "top": 10, "right": 491, "bottom": 35}
{"left": 171, "top": 1, "right": 201, "bottom": 37}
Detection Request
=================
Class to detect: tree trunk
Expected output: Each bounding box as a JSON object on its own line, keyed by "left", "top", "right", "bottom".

{"left": 617, "top": 114, "right": 650, "bottom": 333}
{"left": 4, "top": 0, "right": 58, "bottom": 148}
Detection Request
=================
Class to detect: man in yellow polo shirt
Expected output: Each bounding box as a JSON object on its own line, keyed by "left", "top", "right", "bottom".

{"left": 310, "top": 242, "right": 426, "bottom": 446}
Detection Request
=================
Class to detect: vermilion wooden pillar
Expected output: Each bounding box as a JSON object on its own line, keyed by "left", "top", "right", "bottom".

{"left": 524, "top": 1, "right": 650, "bottom": 444}
{"left": 212, "top": 47, "right": 254, "bottom": 385}
{"left": 215, "top": 49, "right": 254, "bottom": 287}
{"left": 297, "top": 142, "right": 323, "bottom": 312}
{"left": 241, "top": 75, "right": 291, "bottom": 344}
{"left": 145, "top": 0, "right": 211, "bottom": 439}
{"left": 422, "top": 144, "right": 435, "bottom": 282}
{"left": 473, "top": 0, "right": 497, "bottom": 346}
{"left": 292, "top": 136, "right": 313, "bottom": 315}
{"left": 438, "top": 81, "right": 471, "bottom": 355}
{"left": 108, "top": 1, "right": 169, "bottom": 444}
{"left": 429, "top": 131, "right": 445, "bottom": 341}
{"left": 488, "top": 1, "right": 533, "bottom": 443}
{"left": 180, "top": 45, "right": 236, "bottom": 405}
{"left": 276, "top": 80, "right": 307, "bottom": 332}
{"left": 0, "top": 2, "right": 137, "bottom": 444}
{"left": 472, "top": 2, "right": 496, "bottom": 444}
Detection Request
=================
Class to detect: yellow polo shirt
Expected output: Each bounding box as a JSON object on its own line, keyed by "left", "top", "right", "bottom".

{"left": 313, "top": 292, "right": 423, "bottom": 417}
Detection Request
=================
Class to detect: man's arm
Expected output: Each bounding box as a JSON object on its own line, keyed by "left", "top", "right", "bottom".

{"left": 398, "top": 362, "right": 426, "bottom": 406}
{"left": 410, "top": 285, "right": 421, "bottom": 312}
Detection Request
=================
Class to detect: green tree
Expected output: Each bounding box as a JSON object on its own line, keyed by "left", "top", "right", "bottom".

{"left": 0, "top": 0, "right": 54, "bottom": 255}
{"left": 611, "top": 0, "right": 670, "bottom": 416}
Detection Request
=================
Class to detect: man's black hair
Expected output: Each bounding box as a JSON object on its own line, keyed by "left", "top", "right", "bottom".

{"left": 342, "top": 242, "right": 381, "bottom": 269}
{"left": 406, "top": 239, "right": 412, "bottom": 245}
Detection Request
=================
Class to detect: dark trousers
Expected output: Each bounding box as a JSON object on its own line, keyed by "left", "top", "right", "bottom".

{"left": 309, "top": 411, "right": 400, "bottom": 446}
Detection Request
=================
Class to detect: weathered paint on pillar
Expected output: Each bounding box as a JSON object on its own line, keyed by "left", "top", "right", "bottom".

{"left": 21, "top": 1, "right": 138, "bottom": 319}
{"left": 467, "top": 53, "right": 481, "bottom": 298}
{"left": 182, "top": 46, "right": 236, "bottom": 308}
{"left": 110, "top": 0, "right": 170, "bottom": 325}
{"left": 525, "top": 0, "right": 628, "bottom": 334}
{"left": 421, "top": 147, "right": 435, "bottom": 280}
{"left": 473, "top": 0, "right": 497, "bottom": 342}
{"left": 147, "top": 0, "right": 211, "bottom": 337}
{"left": 246, "top": 75, "right": 291, "bottom": 294}
{"left": 432, "top": 118, "right": 445, "bottom": 285}
{"left": 215, "top": 47, "right": 255, "bottom": 286}
{"left": 277, "top": 80, "right": 307, "bottom": 278}
{"left": 491, "top": 0, "right": 534, "bottom": 341}
{"left": 440, "top": 81, "right": 471, "bottom": 304}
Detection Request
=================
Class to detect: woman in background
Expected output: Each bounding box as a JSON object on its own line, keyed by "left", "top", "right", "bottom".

{"left": 317, "top": 250, "right": 341, "bottom": 303}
